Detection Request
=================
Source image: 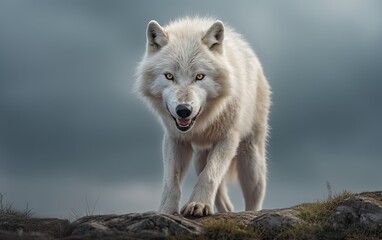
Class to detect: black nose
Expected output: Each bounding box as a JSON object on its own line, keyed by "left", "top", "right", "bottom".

{"left": 176, "top": 104, "right": 193, "bottom": 118}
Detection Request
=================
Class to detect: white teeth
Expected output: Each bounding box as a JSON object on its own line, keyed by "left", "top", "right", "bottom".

{"left": 176, "top": 118, "right": 191, "bottom": 127}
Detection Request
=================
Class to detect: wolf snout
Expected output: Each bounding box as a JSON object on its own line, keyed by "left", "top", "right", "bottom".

{"left": 176, "top": 104, "right": 193, "bottom": 118}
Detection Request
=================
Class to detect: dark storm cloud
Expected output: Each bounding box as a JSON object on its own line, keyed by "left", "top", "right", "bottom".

{"left": 0, "top": 0, "right": 381, "bottom": 216}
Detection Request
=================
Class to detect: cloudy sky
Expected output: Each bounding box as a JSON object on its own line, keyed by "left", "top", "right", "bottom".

{"left": 0, "top": 0, "right": 381, "bottom": 218}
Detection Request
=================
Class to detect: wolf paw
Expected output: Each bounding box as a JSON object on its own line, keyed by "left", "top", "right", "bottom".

{"left": 180, "top": 202, "right": 212, "bottom": 217}
{"left": 159, "top": 206, "right": 179, "bottom": 215}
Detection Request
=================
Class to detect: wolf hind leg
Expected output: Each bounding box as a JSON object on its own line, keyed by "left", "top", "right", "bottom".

{"left": 194, "top": 149, "right": 234, "bottom": 213}
{"left": 215, "top": 179, "right": 234, "bottom": 212}
{"left": 237, "top": 135, "right": 267, "bottom": 211}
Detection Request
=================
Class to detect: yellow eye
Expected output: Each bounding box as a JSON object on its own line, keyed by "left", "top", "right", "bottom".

{"left": 195, "top": 73, "right": 205, "bottom": 81}
{"left": 165, "top": 73, "right": 174, "bottom": 80}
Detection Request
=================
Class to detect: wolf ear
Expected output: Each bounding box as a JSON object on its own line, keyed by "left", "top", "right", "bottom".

{"left": 146, "top": 20, "right": 168, "bottom": 54}
{"left": 202, "top": 21, "right": 224, "bottom": 52}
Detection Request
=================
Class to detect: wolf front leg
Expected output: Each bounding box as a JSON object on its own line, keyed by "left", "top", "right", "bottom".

{"left": 159, "top": 134, "right": 193, "bottom": 214}
{"left": 181, "top": 131, "right": 240, "bottom": 217}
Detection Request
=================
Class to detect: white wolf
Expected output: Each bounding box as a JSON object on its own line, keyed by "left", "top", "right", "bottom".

{"left": 135, "top": 17, "right": 271, "bottom": 217}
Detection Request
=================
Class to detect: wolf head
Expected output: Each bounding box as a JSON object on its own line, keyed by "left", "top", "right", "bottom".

{"left": 136, "top": 18, "right": 232, "bottom": 133}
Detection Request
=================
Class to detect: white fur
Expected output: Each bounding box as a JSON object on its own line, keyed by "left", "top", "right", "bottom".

{"left": 135, "top": 17, "right": 271, "bottom": 216}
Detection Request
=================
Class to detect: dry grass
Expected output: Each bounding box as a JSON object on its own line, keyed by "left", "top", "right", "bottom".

{"left": 291, "top": 190, "right": 382, "bottom": 239}
{"left": 170, "top": 218, "right": 264, "bottom": 240}
{"left": 2, "top": 188, "right": 381, "bottom": 239}
{"left": 0, "top": 193, "right": 33, "bottom": 217}
{"left": 297, "top": 190, "right": 354, "bottom": 225}
{"left": 200, "top": 219, "right": 263, "bottom": 240}
{"left": 171, "top": 190, "right": 382, "bottom": 240}
{"left": 68, "top": 194, "right": 100, "bottom": 222}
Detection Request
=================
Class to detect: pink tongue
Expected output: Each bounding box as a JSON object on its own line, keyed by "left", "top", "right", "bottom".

{"left": 179, "top": 119, "right": 190, "bottom": 126}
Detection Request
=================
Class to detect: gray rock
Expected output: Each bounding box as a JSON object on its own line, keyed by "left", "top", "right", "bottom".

{"left": 328, "top": 194, "right": 382, "bottom": 230}
{"left": 69, "top": 212, "right": 202, "bottom": 239}
{"left": 250, "top": 209, "right": 304, "bottom": 230}
{"left": 1, "top": 191, "right": 382, "bottom": 239}
{"left": 0, "top": 215, "right": 69, "bottom": 238}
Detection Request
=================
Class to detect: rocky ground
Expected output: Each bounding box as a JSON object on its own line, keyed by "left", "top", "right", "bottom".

{"left": 1, "top": 191, "right": 381, "bottom": 239}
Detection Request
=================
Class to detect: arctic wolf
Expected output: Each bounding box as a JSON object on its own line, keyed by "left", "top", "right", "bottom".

{"left": 136, "top": 17, "right": 271, "bottom": 217}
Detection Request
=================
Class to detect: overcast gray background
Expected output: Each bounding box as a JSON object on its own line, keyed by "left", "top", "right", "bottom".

{"left": 1, "top": 0, "right": 381, "bottom": 218}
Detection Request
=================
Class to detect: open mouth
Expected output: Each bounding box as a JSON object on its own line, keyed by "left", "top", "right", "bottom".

{"left": 166, "top": 105, "right": 202, "bottom": 132}
{"left": 172, "top": 115, "right": 197, "bottom": 132}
